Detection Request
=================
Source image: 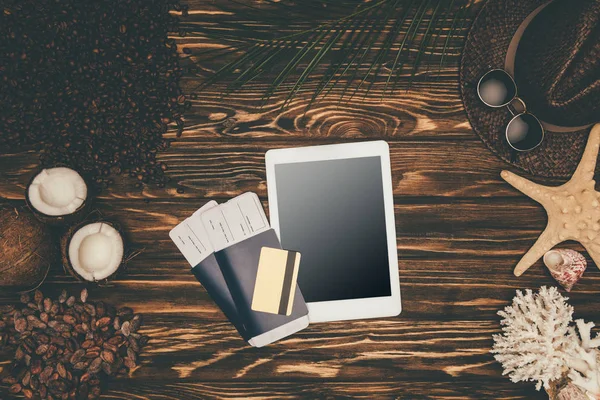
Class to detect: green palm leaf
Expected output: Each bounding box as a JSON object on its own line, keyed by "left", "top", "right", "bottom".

{"left": 186, "top": 0, "right": 473, "bottom": 111}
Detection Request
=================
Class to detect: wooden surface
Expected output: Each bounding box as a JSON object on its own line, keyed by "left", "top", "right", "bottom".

{"left": 2, "top": 1, "right": 599, "bottom": 399}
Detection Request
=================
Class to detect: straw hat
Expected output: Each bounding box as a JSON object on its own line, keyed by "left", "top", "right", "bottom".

{"left": 460, "top": 0, "right": 599, "bottom": 177}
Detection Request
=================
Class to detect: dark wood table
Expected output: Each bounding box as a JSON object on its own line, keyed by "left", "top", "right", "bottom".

{"left": 1, "top": 1, "right": 599, "bottom": 398}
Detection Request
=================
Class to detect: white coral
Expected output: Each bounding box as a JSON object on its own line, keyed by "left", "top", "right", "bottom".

{"left": 566, "top": 320, "right": 600, "bottom": 399}
{"left": 492, "top": 286, "right": 574, "bottom": 390}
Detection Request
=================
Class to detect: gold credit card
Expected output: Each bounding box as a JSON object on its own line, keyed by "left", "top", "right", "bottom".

{"left": 251, "top": 247, "right": 301, "bottom": 316}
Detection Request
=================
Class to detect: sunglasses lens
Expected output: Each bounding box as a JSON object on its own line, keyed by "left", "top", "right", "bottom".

{"left": 478, "top": 70, "right": 517, "bottom": 107}
{"left": 506, "top": 113, "right": 544, "bottom": 151}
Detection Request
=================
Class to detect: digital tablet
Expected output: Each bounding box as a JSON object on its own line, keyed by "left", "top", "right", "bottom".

{"left": 265, "top": 141, "right": 401, "bottom": 323}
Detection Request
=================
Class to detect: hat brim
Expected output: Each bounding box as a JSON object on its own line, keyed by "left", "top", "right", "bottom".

{"left": 459, "top": 0, "right": 592, "bottom": 178}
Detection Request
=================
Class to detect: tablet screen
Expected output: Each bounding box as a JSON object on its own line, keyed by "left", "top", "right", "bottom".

{"left": 274, "top": 156, "right": 392, "bottom": 302}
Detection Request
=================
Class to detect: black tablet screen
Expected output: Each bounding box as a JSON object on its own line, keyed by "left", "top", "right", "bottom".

{"left": 274, "top": 156, "right": 392, "bottom": 302}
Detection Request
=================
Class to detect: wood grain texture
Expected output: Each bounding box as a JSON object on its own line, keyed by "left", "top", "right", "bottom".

{"left": 1, "top": 0, "right": 599, "bottom": 399}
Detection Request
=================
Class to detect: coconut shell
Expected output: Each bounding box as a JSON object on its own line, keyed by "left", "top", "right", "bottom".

{"left": 0, "top": 206, "right": 55, "bottom": 291}
{"left": 61, "top": 219, "right": 126, "bottom": 283}
{"left": 25, "top": 164, "right": 93, "bottom": 226}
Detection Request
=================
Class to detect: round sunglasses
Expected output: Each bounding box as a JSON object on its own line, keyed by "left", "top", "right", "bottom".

{"left": 477, "top": 69, "right": 544, "bottom": 152}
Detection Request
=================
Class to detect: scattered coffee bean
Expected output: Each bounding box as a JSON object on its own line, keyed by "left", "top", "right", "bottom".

{"left": 0, "top": 0, "right": 188, "bottom": 189}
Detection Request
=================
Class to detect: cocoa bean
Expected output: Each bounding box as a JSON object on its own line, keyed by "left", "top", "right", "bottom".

{"left": 85, "top": 350, "right": 100, "bottom": 359}
{"left": 2, "top": 288, "right": 148, "bottom": 399}
{"left": 107, "top": 335, "right": 124, "bottom": 346}
{"left": 57, "top": 362, "right": 67, "bottom": 379}
{"left": 22, "top": 371, "right": 31, "bottom": 387}
{"left": 88, "top": 357, "right": 102, "bottom": 374}
{"left": 70, "top": 349, "right": 85, "bottom": 364}
{"left": 43, "top": 298, "right": 53, "bottom": 313}
{"left": 59, "top": 290, "right": 67, "bottom": 304}
{"left": 131, "top": 314, "right": 142, "bottom": 330}
{"left": 31, "top": 359, "right": 42, "bottom": 374}
{"left": 15, "top": 317, "right": 28, "bottom": 333}
{"left": 27, "top": 315, "right": 47, "bottom": 329}
{"left": 9, "top": 383, "right": 22, "bottom": 394}
{"left": 84, "top": 304, "right": 96, "bottom": 317}
{"left": 80, "top": 289, "right": 88, "bottom": 303}
{"left": 36, "top": 343, "right": 49, "bottom": 355}
{"left": 101, "top": 350, "right": 115, "bottom": 364}
{"left": 121, "top": 321, "right": 131, "bottom": 337}
{"left": 96, "top": 317, "right": 111, "bottom": 328}
{"left": 117, "top": 307, "right": 133, "bottom": 320}
{"left": 23, "top": 387, "right": 34, "bottom": 399}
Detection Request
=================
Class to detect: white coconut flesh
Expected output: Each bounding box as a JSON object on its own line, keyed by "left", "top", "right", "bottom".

{"left": 68, "top": 222, "right": 124, "bottom": 281}
{"left": 28, "top": 167, "right": 87, "bottom": 216}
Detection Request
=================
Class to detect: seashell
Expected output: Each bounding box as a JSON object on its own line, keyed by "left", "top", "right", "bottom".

{"left": 543, "top": 249, "right": 587, "bottom": 292}
{"left": 548, "top": 380, "right": 589, "bottom": 400}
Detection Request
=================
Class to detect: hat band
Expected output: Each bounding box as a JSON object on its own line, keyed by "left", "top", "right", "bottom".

{"left": 504, "top": 1, "right": 593, "bottom": 133}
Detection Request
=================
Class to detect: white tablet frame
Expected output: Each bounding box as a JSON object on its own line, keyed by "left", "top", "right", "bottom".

{"left": 265, "top": 140, "right": 401, "bottom": 323}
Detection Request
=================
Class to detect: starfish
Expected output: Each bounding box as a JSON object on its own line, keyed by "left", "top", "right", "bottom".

{"left": 501, "top": 124, "right": 600, "bottom": 276}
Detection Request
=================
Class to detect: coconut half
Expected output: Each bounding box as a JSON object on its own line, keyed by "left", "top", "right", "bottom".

{"left": 26, "top": 167, "right": 90, "bottom": 224}
{"left": 63, "top": 221, "right": 124, "bottom": 282}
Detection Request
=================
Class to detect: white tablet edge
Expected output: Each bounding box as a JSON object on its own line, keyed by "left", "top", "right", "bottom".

{"left": 265, "top": 140, "right": 401, "bottom": 323}
{"left": 248, "top": 314, "right": 309, "bottom": 347}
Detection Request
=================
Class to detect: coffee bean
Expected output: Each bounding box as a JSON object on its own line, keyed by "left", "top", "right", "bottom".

{"left": 0, "top": 0, "right": 186, "bottom": 189}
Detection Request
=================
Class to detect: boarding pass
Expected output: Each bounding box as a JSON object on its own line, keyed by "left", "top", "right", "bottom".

{"left": 200, "top": 192, "right": 270, "bottom": 252}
